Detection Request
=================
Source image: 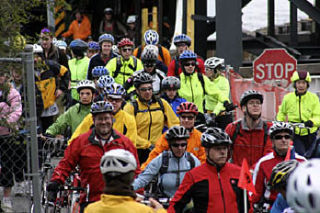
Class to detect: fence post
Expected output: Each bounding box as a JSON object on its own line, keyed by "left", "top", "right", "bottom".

{"left": 22, "top": 44, "right": 41, "bottom": 213}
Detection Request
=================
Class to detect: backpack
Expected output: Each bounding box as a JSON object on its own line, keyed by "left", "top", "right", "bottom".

{"left": 131, "top": 98, "right": 165, "bottom": 117}
{"left": 231, "top": 120, "right": 268, "bottom": 145}
{"left": 137, "top": 45, "right": 165, "bottom": 62}
{"left": 113, "top": 56, "right": 138, "bottom": 79}
{"left": 159, "top": 151, "right": 195, "bottom": 175}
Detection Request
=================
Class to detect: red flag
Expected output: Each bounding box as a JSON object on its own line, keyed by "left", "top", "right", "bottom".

{"left": 238, "top": 158, "right": 256, "bottom": 195}
{"left": 285, "top": 146, "right": 291, "bottom": 161}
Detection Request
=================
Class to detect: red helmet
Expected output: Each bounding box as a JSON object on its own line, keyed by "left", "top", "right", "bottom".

{"left": 177, "top": 102, "right": 198, "bottom": 115}
{"left": 118, "top": 38, "right": 134, "bottom": 48}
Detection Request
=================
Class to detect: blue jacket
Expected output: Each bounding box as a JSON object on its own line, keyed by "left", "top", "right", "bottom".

{"left": 162, "top": 94, "right": 186, "bottom": 116}
{"left": 271, "top": 194, "right": 289, "bottom": 213}
{"left": 132, "top": 151, "right": 200, "bottom": 198}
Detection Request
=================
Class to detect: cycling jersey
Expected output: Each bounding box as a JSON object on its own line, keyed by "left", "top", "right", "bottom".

{"left": 123, "top": 98, "right": 179, "bottom": 149}
{"left": 68, "top": 57, "right": 90, "bottom": 100}
{"left": 133, "top": 151, "right": 200, "bottom": 198}
{"left": 51, "top": 128, "right": 140, "bottom": 204}
{"left": 84, "top": 194, "right": 166, "bottom": 213}
{"left": 168, "top": 162, "right": 245, "bottom": 213}
{"left": 225, "top": 119, "right": 273, "bottom": 167}
{"left": 46, "top": 103, "right": 91, "bottom": 136}
{"left": 142, "top": 128, "right": 206, "bottom": 170}
{"left": 277, "top": 91, "right": 320, "bottom": 136}
{"left": 68, "top": 109, "right": 137, "bottom": 146}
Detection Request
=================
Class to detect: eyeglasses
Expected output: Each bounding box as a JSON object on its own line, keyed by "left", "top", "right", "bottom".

{"left": 122, "top": 48, "right": 132, "bottom": 52}
{"left": 171, "top": 143, "right": 187, "bottom": 148}
{"left": 180, "top": 115, "right": 195, "bottom": 120}
{"left": 144, "top": 63, "right": 156, "bottom": 68}
{"left": 107, "top": 98, "right": 122, "bottom": 103}
{"left": 184, "top": 62, "right": 196, "bottom": 67}
{"left": 274, "top": 135, "right": 291, "bottom": 140}
{"left": 139, "top": 87, "right": 153, "bottom": 92}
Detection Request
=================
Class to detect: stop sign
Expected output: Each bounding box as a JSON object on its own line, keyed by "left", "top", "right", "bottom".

{"left": 253, "top": 48, "right": 297, "bottom": 87}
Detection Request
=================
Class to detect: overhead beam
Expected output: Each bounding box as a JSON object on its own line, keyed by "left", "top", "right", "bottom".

{"left": 289, "top": 0, "right": 320, "bottom": 24}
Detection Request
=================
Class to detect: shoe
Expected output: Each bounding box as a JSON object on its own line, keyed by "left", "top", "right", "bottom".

{"left": 1, "top": 197, "right": 13, "bottom": 212}
{"left": 14, "top": 182, "right": 25, "bottom": 196}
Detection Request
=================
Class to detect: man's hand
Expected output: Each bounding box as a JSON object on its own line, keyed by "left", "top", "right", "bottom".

{"left": 46, "top": 181, "right": 61, "bottom": 202}
{"left": 304, "top": 120, "right": 313, "bottom": 128}
{"left": 223, "top": 101, "right": 237, "bottom": 112}
{"left": 149, "top": 198, "right": 164, "bottom": 210}
{"left": 55, "top": 89, "right": 63, "bottom": 98}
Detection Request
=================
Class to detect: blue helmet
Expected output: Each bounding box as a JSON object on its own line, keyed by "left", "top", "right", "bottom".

{"left": 173, "top": 34, "right": 191, "bottom": 46}
{"left": 179, "top": 50, "right": 197, "bottom": 60}
{"left": 144, "top": 30, "right": 159, "bottom": 45}
{"left": 91, "top": 101, "right": 114, "bottom": 114}
{"left": 69, "top": 39, "right": 88, "bottom": 49}
{"left": 98, "top": 34, "right": 115, "bottom": 45}
{"left": 96, "top": 75, "right": 115, "bottom": 89}
{"left": 92, "top": 66, "right": 109, "bottom": 78}
{"left": 54, "top": 40, "right": 67, "bottom": 50}
{"left": 88, "top": 41, "right": 100, "bottom": 50}
{"left": 104, "top": 83, "right": 126, "bottom": 98}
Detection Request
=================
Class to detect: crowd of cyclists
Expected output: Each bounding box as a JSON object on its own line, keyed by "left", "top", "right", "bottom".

{"left": 1, "top": 13, "right": 320, "bottom": 212}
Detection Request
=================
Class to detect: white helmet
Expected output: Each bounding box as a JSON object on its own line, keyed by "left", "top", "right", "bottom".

{"left": 204, "top": 57, "right": 225, "bottom": 70}
{"left": 112, "top": 45, "right": 119, "bottom": 54}
{"left": 287, "top": 159, "right": 320, "bottom": 213}
{"left": 100, "top": 149, "right": 137, "bottom": 175}
{"left": 268, "top": 121, "right": 294, "bottom": 139}
{"left": 141, "top": 45, "right": 158, "bottom": 62}
{"left": 76, "top": 80, "right": 96, "bottom": 93}
{"left": 127, "top": 15, "right": 136, "bottom": 24}
{"left": 33, "top": 44, "right": 43, "bottom": 53}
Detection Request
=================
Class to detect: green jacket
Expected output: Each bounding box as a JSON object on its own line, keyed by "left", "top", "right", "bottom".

{"left": 205, "top": 75, "right": 230, "bottom": 114}
{"left": 68, "top": 57, "right": 90, "bottom": 100}
{"left": 46, "top": 103, "right": 91, "bottom": 136}
{"left": 277, "top": 91, "right": 320, "bottom": 135}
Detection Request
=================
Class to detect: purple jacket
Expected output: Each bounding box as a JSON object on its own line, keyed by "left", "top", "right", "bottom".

{"left": 0, "top": 86, "right": 22, "bottom": 135}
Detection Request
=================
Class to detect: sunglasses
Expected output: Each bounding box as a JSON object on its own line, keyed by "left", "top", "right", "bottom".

{"left": 139, "top": 87, "right": 153, "bottom": 92}
{"left": 144, "top": 63, "right": 156, "bottom": 67}
{"left": 184, "top": 62, "right": 196, "bottom": 67}
{"left": 274, "top": 135, "right": 291, "bottom": 140}
{"left": 107, "top": 97, "right": 122, "bottom": 103}
{"left": 180, "top": 115, "right": 195, "bottom": 120}
{"left": 122, "top": 48, "right": 132, "bottom": 52}
{"left": 171, "top": 143, "right": 187, "bottom": 148}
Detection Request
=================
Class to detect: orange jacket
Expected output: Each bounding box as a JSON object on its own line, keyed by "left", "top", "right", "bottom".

{"left": 133, "top": 45, "right": 171, "bottom": 67}
{"left": 62, "top": 15, "right": 91, "bottom": 40}
{"left": 141, "top": 128, "right": 206, "bottom": 170}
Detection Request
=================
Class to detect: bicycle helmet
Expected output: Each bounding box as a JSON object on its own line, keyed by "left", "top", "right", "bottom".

{"left": 127, "top": 15, "right": 136, "bottom": 24}
{"left": 161, "top": 76, "right": 180, "bottom": 90}
{"left": 92, "top": 66, "right": 109, "bottom": 78}
{"left": 141, "top": 45, "right": 158, "bottom": 62}
{"left": 287, "top": 159, "right": 320, "bottom": 213}
{"left": 33, "top": 44, "right": 43, "bottom": 53}
{"left": 133, "top": 72, "right": 153, "bottom": 88}
{"left": 173, "top": 34, "right": 191, "bottom": 46}
{"left": 165, "top": 126, "right": 190, "bottom": 141}
{"left": 98, "top": 33, "right": 115, "bottom": 45}
{"left": 104, "top": 8, "right": 113, "bottom": 14}
{"left": 76, "top": 80, "right": 96, "bottom": 93}
{"left": 118, "top": 38, "right": 134, "bottom": 48}
{"left": 91, "top": 101, "right": 114, "bottom": 114}
{"left": 69, "top": 39, "right": 88, "bottom": 50}
{"left": 54, "top": 40, "right": 67, "bottom": 50}
{"left": 240, "top": 90, "right": 264, "bottom": 107}
{"left": 104, "top": 83, "right": 126, "bottom": 99}
{"left": 290, "top": 70, "right": 311, "bottom": 83}
{"left": 144, "top": 30, "right": 159, "bottom": 45}
{"left": 268, "top": 160, "right": 299, "bottom": 190}
{"left": 269, "top": 121, "right": 294, "bottom": 139}
{"left": 100, "top": 149, "right": 137, "bottom": 175}
{"left": 204, "top": 57, "right": 225, "bottom": 70}
{"left": 88, "top": 41, "right": 100, "bottom": 50}
{"left": 177, "top": 102, "right": 198, "bottom": 115}
{"left": 179, "top": 50, "right": 197, "bottom": 61}
{"left": 96, "top": 75, "right": 115, "bottom": 89}
{"left": 201, "top": 127, "right": 232, "bottom": 148}
{"left": 195, "top": 124, "right": 208, "bottom": 133}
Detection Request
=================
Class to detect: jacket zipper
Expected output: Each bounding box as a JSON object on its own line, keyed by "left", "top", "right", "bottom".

{"left": 218, "top": 172, "right": 226, "bottom": 213}
{"left": 148, "top": 104, "right": 152, "bottom": 141}
{"left": 299, "top": 95, "right": 302, "bottom": 135}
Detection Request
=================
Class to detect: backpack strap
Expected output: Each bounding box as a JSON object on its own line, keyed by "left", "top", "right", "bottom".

{"left": 186, "top": 152, "right": 195, "bottom": 170}
{"left": 197, "top": 72, "right": 206, "bottom": 95}
{"left": 113, "top": 56, "right": 122, "bottom": 78}
{"left": 159, "top": 151, "right": 169, "bottom": 174}
{"left": 231, "top": 120, "right": 241, "bottom": 143}
{"left": 132, "top": 98, "right": 166, "bottom": 120}
{"left": 263, "top": 121, "right": 268, "bottom": 146}
{"left": 131, "top": 99, "right": 139, "bottom": 116}
{"left": 128, "top": 56, "right": 138, "bottom": 71}
{"left": 158, "top": 45, "right": 165, "bottom": 62}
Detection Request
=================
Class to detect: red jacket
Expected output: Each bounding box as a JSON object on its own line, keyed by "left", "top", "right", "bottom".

{"left": 168, "top": 162, "right": 245, "bottom": 213}
{"left": 167, "top": 57, "right": 205, "bottom": 77}
{"left": 225, "top": 119, "right": 273, "bottom": 168}
{"left": 251, "top": 150, "right": 306, "bottom": 205}
{"left": 51, "top": 128, "right": 140, "bottom": 204}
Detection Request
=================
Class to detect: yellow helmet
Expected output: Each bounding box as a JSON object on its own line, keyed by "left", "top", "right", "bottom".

{"left": 290, "top": 70, "right": 311, "bottom": 83}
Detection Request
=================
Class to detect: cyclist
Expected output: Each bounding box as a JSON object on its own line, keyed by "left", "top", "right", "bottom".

{"left": 267, "top": 160, "right": 299, "bottom": 213}
{"left": 204, "top": 56, "right": 233, "bottom": 129}
{"left": 251, "top": 122, "right": 306, "bottom": 210}
{"left": 168, "top": 127, "right": 246, "bottom": 213}
{"left": 107, "top": 38, "right": 143, "bottom": 85}
{"left": 225, "top": 90, "right": 273, "bottom": 167}
{"left": 84, "top": 149, "right": 165, "bottom": 213}
{"left": 167, "top": 34, "right": 205, "bottom": 77}
{"left": 134, "top": 126, "right": 200, "bottom": 199}
{"left": 47, "top": 101, "right": 140, "bottom": 212}
{"left": 286, "top": 159, "right": 320, "bottom": 213}
{"left": 123, "top": 72, "right": 179, "bottom": 163}
{"left": 69, "top": 83, "right": 137, "bottom": 146}
{"left": 46, "top": 80, "right": 96, "bottom": 137}
{"left": 68, "top": 39, "right": 90, "bottom": 105}
{"left": 87, "top": 41, "right": 100, "bottom": 58}
{"left": 161, "top": 76, "right": 186, "bottom": 116}
{"left": 277, "top": 70, "right": 320, "bottom": 158}
{"left": 133, "top": 30, "right": 171, "bottom": 67}
{"left": 142, "top": 102, "right": 206, "bottom": 170}
{"left": 87, "top": 34, "right": 117, "bottom": 80}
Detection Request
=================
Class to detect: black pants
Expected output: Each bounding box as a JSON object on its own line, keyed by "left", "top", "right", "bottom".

{"left": 40, "top": 116, "right": 54, "bottom": 133}
{"left": 293, "top": 132, "right": 317, "bottom": 158}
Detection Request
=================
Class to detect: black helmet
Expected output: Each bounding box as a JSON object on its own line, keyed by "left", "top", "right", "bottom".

{"left": 165, "top": 126, "right": 190, "bottom": 142}
{"left": 240, "top": 90, "right": 263, "bottom": 107}
{"left": 268, "top": 160, "right": 299, "bottom": 190}
{"left": 133, "top": 72, "right": 153, "bottom": 88}
{"left": 201, "top": 127, "right": 232, "bottom": 148}
{"left": 162, "top": 76, "right": 180, "bottom": 90}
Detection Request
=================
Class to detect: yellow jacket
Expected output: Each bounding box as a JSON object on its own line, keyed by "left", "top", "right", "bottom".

{"left": 123, "top": 98, "right": 179, "bottom": 149}
{"left": 68, "top": 110, "right": 137, "bottom": 146}
{"left": 84, "top": 194, "right": 166, "bottom": 213}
